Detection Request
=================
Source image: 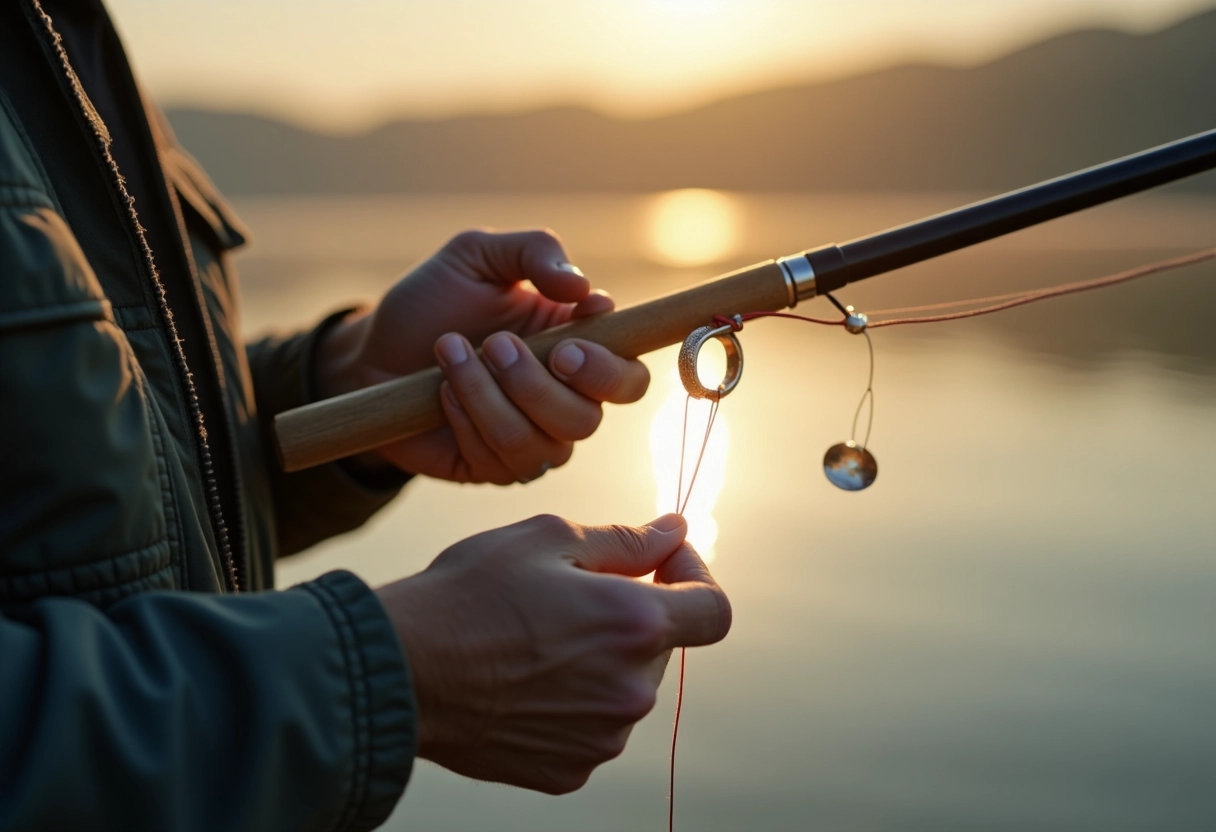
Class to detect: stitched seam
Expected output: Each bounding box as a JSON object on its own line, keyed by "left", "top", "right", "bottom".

{"left": 0, "top": 553, "right": 173, "bottom": 594}
{"left": 302, "top": 580, "right": 370, "bottom": 832}
{"left": 0, "top": 537, "right": 170, "bottom": 583}
{"left": 0, "top": 560, "right": 178, "bottom": 609}
{"left": 0, "top": 184, "right": 54, "bottom": 208}
{"left": 0, "top": 300, "right": 111, "bottom": 332}
{"left": 0, "top": 541, "right": 173, "bottom": 608}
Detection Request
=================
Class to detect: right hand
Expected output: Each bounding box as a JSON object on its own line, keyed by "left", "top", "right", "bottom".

{"left": 374, "top": 513, "right": 732, "bottom": 794}
{"left": 314, "top": 229, "right": 650, "bottom": 485}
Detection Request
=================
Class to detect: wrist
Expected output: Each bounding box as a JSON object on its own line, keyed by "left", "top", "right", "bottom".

{"left": 313, "top": 308, "right": 403, "bottom": 472}
{"left": 313, "top": 307, "right": 373, "bottom": 402}
{"left": 375, "top": 575, "right": 440, "bottom": 755}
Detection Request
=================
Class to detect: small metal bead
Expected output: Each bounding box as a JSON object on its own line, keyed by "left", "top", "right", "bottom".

{"left": 844, "top": 305, "right": 869, "bottom": 334}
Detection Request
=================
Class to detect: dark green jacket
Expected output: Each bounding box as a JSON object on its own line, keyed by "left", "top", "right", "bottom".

{"left": 0, "top": 1, "right": 417, "bottom": 829}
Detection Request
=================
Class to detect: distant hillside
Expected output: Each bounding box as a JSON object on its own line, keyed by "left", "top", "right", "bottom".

{"left": 168, "top": 9, "right": 1216, "bottom": 194}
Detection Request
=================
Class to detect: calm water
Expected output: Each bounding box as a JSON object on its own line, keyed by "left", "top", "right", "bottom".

{"left": 233, "top": 192, "right": 1216, "bottom": 831}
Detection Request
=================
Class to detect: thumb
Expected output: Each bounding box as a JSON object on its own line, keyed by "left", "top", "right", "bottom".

{"left": 451, "top": 229, "right": 591, "bottom": 303}
{"left": 571, "top": 514, "right": 688, "bottom": 577}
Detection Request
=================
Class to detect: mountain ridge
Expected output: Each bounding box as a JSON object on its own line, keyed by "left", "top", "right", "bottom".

{"left": 168, "top": 8, "right": 1216, "bottom": 194}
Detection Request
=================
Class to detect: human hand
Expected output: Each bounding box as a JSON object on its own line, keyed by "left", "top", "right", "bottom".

{"left": 374, "top": 514, "right": 731, "bottom": 794}
{"left": 314, "top": 229, "right": 650, "bottom": 483}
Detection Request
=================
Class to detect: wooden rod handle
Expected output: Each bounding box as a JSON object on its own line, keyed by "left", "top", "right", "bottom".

{"left": 274, "top": 259, "right": 791, "bottom": 471}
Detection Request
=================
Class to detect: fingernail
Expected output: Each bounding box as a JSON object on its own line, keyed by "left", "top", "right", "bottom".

{"left": 650, "top": 514, "right": 686, "bottom": 534}
{"left": 436, "top": 334, "right": 468, "bottom": 366}
{"left": 483, "top": 333, "right": 519, "bottom": 370}
{"left": 552, "top": 343, "right": 586, "bottom": 377}
{"left": 557, "top": 261, "right": 585, "bottom": 278}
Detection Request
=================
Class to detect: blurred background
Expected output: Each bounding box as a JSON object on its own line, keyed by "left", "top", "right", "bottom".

{"left": 112, "top": 1, "right": 1216, "bottom": 829}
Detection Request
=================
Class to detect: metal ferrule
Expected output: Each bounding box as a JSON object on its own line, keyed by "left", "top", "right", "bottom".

{"left": 777, "top": 253, "right": 817, "bottom": 306}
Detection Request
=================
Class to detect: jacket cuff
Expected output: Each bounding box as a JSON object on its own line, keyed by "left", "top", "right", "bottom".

{"left": 301, "top": 570, "right": 417, "bottom": 831}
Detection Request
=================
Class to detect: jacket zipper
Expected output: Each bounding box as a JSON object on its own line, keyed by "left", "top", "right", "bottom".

{"left": 26, "top": 0, "right": 241, "bottom": 592}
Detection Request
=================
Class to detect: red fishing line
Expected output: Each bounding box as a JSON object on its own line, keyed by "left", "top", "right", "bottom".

{"left": 668, "top": 646, "right": 686, "bottom": 832}
{"left": 668, "top": 387, "right": 721, "bottom": 832}
{"left": 714, "top": 246, "right": 1216, "bottom": 333}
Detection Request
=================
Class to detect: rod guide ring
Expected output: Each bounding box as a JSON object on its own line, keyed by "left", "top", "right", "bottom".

{"left": 678, "top": 317, "right": 744, "bottom": 400}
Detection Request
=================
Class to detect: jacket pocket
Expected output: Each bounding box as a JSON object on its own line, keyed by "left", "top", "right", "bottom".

{"left": 0, "top": 96, "right": 173, "bottom": 606}
{"left": 0, "top": 90, "right": 112, "bottom": 332}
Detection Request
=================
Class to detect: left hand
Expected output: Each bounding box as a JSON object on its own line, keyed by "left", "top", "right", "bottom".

{"left": 375, "top": 513, "right": 731, "bottom": 793}
{"left": 314, "top": 229, "right": 650, "bottom": 484}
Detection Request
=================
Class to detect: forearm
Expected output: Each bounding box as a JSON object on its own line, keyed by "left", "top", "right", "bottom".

{"left": 246, "top": 311, "right": 409, "bottom": 556}
{"left": 0, "top": 571, "right": 415, "bottom": 832}
{"left": 312, "top": 306, "right": 373, "bottom": 402}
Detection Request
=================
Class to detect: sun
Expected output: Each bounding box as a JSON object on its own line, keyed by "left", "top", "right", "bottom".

{"left": 645, "top": 188, "right": 739, "bottom": 267}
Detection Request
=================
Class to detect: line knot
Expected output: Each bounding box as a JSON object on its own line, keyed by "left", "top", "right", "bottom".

{"left": 711, "top": 314, "right": 744, "bottom": 332}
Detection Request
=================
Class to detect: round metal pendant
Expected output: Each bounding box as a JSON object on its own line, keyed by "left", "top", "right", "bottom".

{"left": 823, "top": 441, "right": 878, "bottom": 491}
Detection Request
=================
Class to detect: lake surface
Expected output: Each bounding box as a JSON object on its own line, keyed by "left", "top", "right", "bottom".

{"left": 232, "top": 191, "right": 1216, "bottom": 831}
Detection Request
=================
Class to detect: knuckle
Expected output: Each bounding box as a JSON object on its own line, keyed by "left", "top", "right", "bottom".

{"left": 623, "top": 362, "right": 651, "bottom": 402}
{"left": 509, "top": 368, "right": 555, "bottom": 408}
{"left": 526, "top": 513, "right": 577, "bottom": 540}
{"left": 533, "top": 226, "right": 562, "bottom": 246}
{"left": 564, "top": 405, "right": 603, "bottom": 441}
{"left": 614, "top": 679, "right": 658, "bottom": 724}
{"left": 595, "top": 732, "right": 630, "bottom": 763}
{"left": 604, "top": 523, "right": 650, "bottom": 559}
{"left": 713, "top": 588, "right": 734, "bottom": 641}
{"left": 444, "top": 358, "right": 486, "bottom": 390}
{"left": 589, "top": 359, "right": 626, "bottom": 398}
{"left": 546, "top": 769, "right": 591, "bottom": 796}
{"left": 446, "top": 228, "right": 491, "bottom": 251}
{"left": 488, "top": 423, "right": 534, "bottom": 456}
{"left": 551, "top": 442, "right": 575, "bottom": 468}
{"left": 617, "top": 597, "right": 667, "bottom": 654}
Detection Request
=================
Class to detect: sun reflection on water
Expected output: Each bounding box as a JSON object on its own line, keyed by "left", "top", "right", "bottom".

{"left": 649, "top": 360, "right": 730, "bottom": 563}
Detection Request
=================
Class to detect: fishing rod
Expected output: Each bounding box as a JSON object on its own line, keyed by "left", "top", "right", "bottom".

{"left": 274, "top": 128, "right": 1216, "bottom": 472}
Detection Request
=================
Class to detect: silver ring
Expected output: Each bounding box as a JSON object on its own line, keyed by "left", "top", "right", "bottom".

{"left": 518, "top": 459, "right": 551, "bottom": 484}
{"left": 678, "top": 323, "right": 744, "bottom": 400}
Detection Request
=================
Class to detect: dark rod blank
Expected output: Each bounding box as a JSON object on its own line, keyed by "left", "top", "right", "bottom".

{"left": 805, "top": 127, "right": 1216, "bottom": 294}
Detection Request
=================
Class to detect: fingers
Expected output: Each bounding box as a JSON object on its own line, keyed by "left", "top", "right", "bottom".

{"left": 553, "top": 514, "right": 731, "bottom": 648}
{"left": 444, "top": 228, "right": 591, "bottom": 303}
{"left": 568, "top": 514, "right": 688, "bottom": 576}
{"left": 437, "top": 383, "right": 516, "bottom": 485}
{"left": 570, "top": 289, "right": 615, "bottom": 319}
{"left": 648, "top": 544, "right": 733, "bottom": 649}
{"left": 441, "top": 329, "right": 647, "bottom": 452}
{"left": 549, "top": 339, "right": 650, "bottom": 404}
{"left": 436, "top": 333, "right": 572, "bottom": 481}
{"left": 481, "top": 333, "right": 605, "bottom": 442}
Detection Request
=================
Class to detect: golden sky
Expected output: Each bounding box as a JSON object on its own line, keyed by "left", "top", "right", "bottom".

{"left": 107, "top": 0, "right": 1212, "bottom": 131}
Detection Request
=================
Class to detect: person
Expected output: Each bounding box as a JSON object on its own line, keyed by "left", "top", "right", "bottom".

{"left": 0, "top": 1, "right": 732, "bottom": 829}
